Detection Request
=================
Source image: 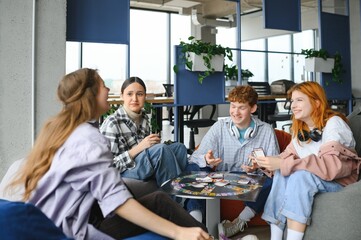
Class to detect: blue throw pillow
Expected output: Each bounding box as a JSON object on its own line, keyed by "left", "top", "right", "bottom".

{"left": 124, "top": 231, "right": 169, "bottom": 240}
{"left": 0, "top": 199, "right": 72, "bottom": 240}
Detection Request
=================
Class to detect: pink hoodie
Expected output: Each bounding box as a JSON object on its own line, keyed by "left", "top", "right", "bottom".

{"left": 279, "top": 141, "right": 361, "bottom": 186}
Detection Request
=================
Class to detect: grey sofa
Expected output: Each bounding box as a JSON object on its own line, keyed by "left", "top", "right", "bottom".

{"left": 304, "top": 107, "right": 361, "bottom": 240}
{"left": 305, "top": 180, "right": 361, "bottom": 239}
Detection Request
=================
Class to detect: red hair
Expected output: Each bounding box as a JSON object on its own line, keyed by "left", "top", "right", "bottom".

{"left": 288, "top": 81, "right": 348, "bottom": 141}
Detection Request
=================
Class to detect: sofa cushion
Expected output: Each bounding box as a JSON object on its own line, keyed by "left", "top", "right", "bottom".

{"left": 305, "top": 181, "right": 361, "bottom": 239}
{"left": 0, "top": 199, "right": 71, "bottom": 239}
{"left": 124, "top": 231, "right": 169, "bottom": 240}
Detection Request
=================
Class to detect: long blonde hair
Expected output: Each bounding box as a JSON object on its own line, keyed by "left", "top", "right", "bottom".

{"left": 10, "top": 68, "right": 100, "bottom": 200}
{"left": 288, "top": 81, "right": 348, "bottom": 141}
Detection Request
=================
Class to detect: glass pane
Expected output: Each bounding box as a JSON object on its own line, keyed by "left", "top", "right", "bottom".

{"left": 268, "top": 35, "right": 291, "bottom": 83}
{"left": 217, "top": 27, "right": 237, "bottom": 67}
{"left": 130, "top": 10, "right": 168, "bottom": 94}
{"left": 82, "top": 43, "right": 127, "bottom": 94}
{"left": 268, "top": 35, "right": 291, "bottom": 52}
{"left": 293, "top": 30, "right": 315, "bottom": 83}
{"left": 241, "top": 39, "right": 266, "bottom": 82}
{"left": 268, "top": 53, "right": 291, "bottom": 83}
{"left": 66, "top": 42, "right": 81, "bottom": 74}
{"left": 217, "top": 27, "right": 237, "bottom": 48}
{"left": 170, "top": 14, "right": 191, "bottom": 84}
{"left": 242, "top": 39, "right": 265, "bottom": 51}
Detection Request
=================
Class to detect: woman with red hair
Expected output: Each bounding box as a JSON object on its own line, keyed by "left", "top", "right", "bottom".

{"left": 254, "top": 81, "right": 361, "bottom": 240}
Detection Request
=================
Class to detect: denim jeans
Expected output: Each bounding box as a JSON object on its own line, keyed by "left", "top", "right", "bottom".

{"left": 121, "top": 143, "right": 188, "bottom": 186}
{"left": 184, "top": 163, "right": 272, "bottom": 221}
{"left": 262, "top": 170, "right": 343, "bottom": 230}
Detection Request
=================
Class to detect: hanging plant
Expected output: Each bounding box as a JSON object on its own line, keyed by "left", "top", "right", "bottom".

{"left": 301, "top": 48, "right": 344, "bottom": 85}
{"left": 173, "top": 36, "right": 233, "bottom": 84}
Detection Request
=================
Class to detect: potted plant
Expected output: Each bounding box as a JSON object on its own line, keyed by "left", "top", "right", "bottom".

{"left": 144, "top": 102, "right": 160, "bottom": 134}
{"left": 241, "top": 69, "right": 254, "bottom": 84}
{"left": 224, "top": 64, "right": 238, "bottom": 86}
{"left": 241, "top": 69, "right": 254, "bottom": 79}
{"left": 173, "top": 36, "right": 233, "bottom": 84}
{"left": 301, "top": 48, "right": 344, "bottom": 84}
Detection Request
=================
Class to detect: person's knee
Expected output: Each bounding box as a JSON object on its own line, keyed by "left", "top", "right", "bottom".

{"left": 152, "top": 191, "right": 173, "bottom": 204}
{"left": 290, "top": 170, "right": 313, "bottom": 181}
{"left": 170, "top": 142, "right": 187, "bottom": 154}
{"left": 186, "top": 163, "right": 201, "bottom": 171}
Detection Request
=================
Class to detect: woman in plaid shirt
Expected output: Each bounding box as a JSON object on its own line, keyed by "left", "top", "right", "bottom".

{"left": 100, "top": 77, "right": 188, "bottom": 187}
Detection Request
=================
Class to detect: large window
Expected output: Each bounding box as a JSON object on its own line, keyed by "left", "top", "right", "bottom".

{"left": 268, "top": 35, "right": 292, "bottom": 83}
{"left": 170, "top": 14, "right": 192, "bottom": 83}
{"left": 293, "top": 30, "right": 315, "bottom": 83}
{"left": 241, "top": 39, "right": 266, "bottom": 82}
{"left": 130, "top": 10, "right": 168, "bottom": 93}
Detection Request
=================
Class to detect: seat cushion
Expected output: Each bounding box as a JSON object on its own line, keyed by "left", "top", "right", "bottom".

{"left": 305, "top": 181, "right": 361, "bottom": 239}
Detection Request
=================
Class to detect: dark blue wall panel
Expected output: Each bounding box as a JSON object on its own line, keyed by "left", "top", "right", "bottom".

{"left": 174, "top": 46, "right": 225, "bottom": 105}
{"left": 67, "top": 0, "right": 130, "bottom": 44}
{"left": 263, "top": 0, "right": 301, "bottom": 31}
{"left": 320, "top": 12, "right": 351, "bottom": 99}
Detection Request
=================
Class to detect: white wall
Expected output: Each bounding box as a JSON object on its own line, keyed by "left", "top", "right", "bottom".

{"left": 0, "top": 0, "right": 66, "bottom": 179}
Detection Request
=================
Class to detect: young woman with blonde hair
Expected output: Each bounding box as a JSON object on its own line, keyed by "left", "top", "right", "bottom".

{"left": 254, "top": 81, "right": 361, "bottom": 240}
{"left": 9, "top": 68, "right": 210, "bottom": 240}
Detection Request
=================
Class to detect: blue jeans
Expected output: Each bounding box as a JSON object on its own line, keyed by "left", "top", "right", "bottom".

{"left": 184, "top": 163, "right": 272, "bottom": 220}
{"left": 262, "top": 170, "right": 343, "bottom": 230}
{"left": 121, "top": 143, "right": 188, "bottom": 186}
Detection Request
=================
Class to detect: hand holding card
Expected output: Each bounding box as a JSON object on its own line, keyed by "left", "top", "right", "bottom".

{"left": 253, "top": 148, "right": 265, "bottom": 157}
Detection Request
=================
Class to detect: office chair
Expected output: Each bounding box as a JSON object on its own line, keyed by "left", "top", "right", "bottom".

{"left": 162, "top": 83, "right": 191, "bottom": 124}
{"left": 184, "top": 105, "right": 217, "bottom": 152}
{"left": 267, "top": 100, "right": 292, "bottom": 130}
{"left": 247, "top": 81, "right": 277, "bottom": 123}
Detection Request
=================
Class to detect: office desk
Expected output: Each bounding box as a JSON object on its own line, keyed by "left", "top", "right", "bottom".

{"left": 256, "top": 95, "right": 288, "bottom": 122}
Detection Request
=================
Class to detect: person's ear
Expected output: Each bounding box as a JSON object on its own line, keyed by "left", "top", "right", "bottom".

{"left": 251, "top": 104, "right": 257, "bottom": 114}
{"left": 315, "top": 100, "right": 321, "bottom": 108}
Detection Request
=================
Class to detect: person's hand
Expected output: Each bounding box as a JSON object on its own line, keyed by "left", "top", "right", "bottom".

{"left": 174, "top": 226, "right": 211, "bottom": 240}
{"left": 254, "top": 156, "right": 282, "bottom": 171}
{"left": 241, "top": 157, "right": 259, "bottom": 173}
{"left": 204, "top": 150, "right": 222, "bottom": 166}
{"left": 138, "top": 133, "right": 161, "bottom": 150}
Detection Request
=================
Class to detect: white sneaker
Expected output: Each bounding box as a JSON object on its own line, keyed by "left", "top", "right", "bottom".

{"left": 238, "top": 235, "right": 259, "bottom": 240}
{"left": 218, "top": 218, "right": 247, "bottom": 238}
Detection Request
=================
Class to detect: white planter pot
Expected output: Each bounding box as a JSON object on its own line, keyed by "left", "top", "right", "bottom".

{"left": 186, "top": 52, "right": 224, "bottom": 72}
{"left": 305, "top": 57, "right": 335, "bottom": 73}
{"left": 241, "top": 77, "right": 249, "bottom": 85}
{"left": 225, "top": 79, "right": 237, "bottom": 86}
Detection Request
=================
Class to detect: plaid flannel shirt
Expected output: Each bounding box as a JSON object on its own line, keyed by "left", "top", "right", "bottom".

{"left": 189, "top": 116, "right": 280, "bottom": 171}
{"left": 100, "top": 106, "right": 150, "bottom": 172}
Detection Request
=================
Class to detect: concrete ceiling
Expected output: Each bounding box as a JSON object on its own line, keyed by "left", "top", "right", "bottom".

{"left": 130, "top": 0, "right": 319, "bottom": 19}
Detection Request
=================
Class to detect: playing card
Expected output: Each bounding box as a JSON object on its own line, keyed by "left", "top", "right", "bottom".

{"left": 195, "top": 176, "right": 213, "bottom": 183}
{"left": 208, "top": 172, "right": 224, "bottom": 179}
{"left": 214, "top": 179, "right": 230, "bottom": 187}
